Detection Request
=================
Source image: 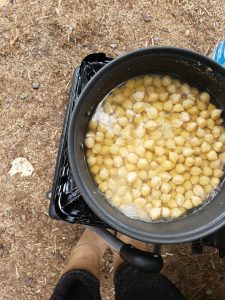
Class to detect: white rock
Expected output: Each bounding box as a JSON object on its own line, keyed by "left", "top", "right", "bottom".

{"left": 9, "top": 157, "right": 34, "bottom": 177}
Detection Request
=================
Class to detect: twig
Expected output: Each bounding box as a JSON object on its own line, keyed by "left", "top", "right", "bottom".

{"left": 54, "top": 235, "right": 57, "bottom": 254}
{"left": 188, "top": 4, "right": 194, "bottom": 11}
{"left": 215, "top": 37, "right": 221, "bottom": 48}
{"left": 151, "top": 36, "right": 155, "bottom": 46}
{"left": 165, "top": 252, "right": 174, "bottom": 256}
{"left": 10, "top": 34, "right": 19, "bottom": 45}
{"left": 204, "top": 45, "right": 211, "bottom": 56}
{"left": 139, "top": 35, "right": 149, "bottom": 42}
{"left": 66, "top": 78, "right": 71, "bottom": 90}
{"left": 189, "top": 284, "right": 206, "bottom": 300}
{"left": 210, "top": 257, "right": 216, "bottom": 270}
{"left": 56, "top": 0, "right": 62, "bottom": 15}
{"left": 36, "top": 15, "right": 51, "bottom": 22}
{"left": 200, "top": 5, "right": 212, "bottom": 16}
{"left": 10, "top": 29, "right": 19, "bottom": 46}
{"left": 67, "top": 26, "right": 74, "bottom": 43}
{"left": 15, "top": 266, "right": 19, "bottom": 279}
{"left": 58, "top": 0, "right": 62, "bottom": 9}
{"left": 26, "top": 69, "right": 31, "bottom": 81}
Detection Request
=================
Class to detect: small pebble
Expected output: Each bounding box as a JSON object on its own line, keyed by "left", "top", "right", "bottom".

{"left": 142, "top": 12, "right": 151, "bottom": 22}
{"left": 32, "top": 82, "right": 40, "bottom": 89}
{"left": 19, "top": 93, "right": 27, "bottom": 100}
{"left": 56, "top": 112, "right": 63, "bottom": 124}
{"left": 205, "top": 289, "right": 213, "bottom": 295}
{"left": 110, "top": 43, "right": 117, "bottom": 49}
{"left": 114, "top": 49, "right": 126, "bottom": 56}
{"left": 25, "top": 277, "right": 34, "bottom": 287}
{"left": 185, "top": 29, "right": 190, "bottom": 36}
{"left": 69, "top": 36, "right": 76, "bottom": 44}
{"left": 154, "top": 36, "right": 160, "bottom": 42}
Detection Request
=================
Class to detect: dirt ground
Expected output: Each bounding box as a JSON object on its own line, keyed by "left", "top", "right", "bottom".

{"left": 1, "top": 0, "right": 225, "bottom": 299}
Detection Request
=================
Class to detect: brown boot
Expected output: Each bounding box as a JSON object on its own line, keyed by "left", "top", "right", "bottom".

{"left": 63, "top": 229, "right": 108, "bottom": 280}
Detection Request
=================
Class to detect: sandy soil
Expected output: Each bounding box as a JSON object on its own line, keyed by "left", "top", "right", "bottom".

{"left": 1, "top": 0, "right": 225, "bottom": 299}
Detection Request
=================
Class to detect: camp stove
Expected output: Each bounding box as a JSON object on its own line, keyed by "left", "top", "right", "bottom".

{"left": 48, "top": 53, "right": 225, "bottom": 266}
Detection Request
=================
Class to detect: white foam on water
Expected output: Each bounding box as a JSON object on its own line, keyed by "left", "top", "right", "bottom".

{"left": 92, "top": 104, "right": 115, "bottom": 129}
{"left": 119, "top": 204, "right": 151, "bottom": 221}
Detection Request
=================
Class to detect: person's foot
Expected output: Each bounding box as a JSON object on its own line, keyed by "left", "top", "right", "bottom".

{"left": 113, "top": 235, "right": 146, "bottom": 273}
{"left": 63, "top": 228, "right": 108, "bottom": 280}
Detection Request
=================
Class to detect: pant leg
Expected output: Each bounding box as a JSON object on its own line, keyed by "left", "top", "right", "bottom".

{"left": 114, "top": 263, "right": 185, "bottom": 300}
{"left": 50, "top": 269, "right": 101, "bottom": 300}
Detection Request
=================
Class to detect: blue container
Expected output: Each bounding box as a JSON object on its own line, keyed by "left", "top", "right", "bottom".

{"left": 212, "top": 40, "right": 225, "bottom": 67}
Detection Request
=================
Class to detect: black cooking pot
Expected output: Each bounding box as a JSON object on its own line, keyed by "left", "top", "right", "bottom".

{"left": 68, "top": 47, "right": 225, "bottom": 245}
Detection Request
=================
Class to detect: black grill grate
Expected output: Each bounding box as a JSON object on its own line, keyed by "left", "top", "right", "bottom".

{"left": 49, "top": 53, "right": 112, "bottom": 227}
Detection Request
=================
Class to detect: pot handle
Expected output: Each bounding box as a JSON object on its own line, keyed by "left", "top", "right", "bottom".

{"left": 120, "top": 243, "right": 163, "bottom": 273}
{"left": 88, "top": 226, "right": 163, "bottom": 273}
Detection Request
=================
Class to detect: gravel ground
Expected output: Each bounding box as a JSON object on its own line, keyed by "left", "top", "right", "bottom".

{"left": 1, "top": 0, "right": 225, "bottom": 299}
